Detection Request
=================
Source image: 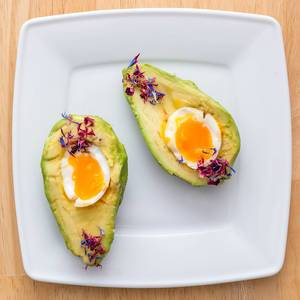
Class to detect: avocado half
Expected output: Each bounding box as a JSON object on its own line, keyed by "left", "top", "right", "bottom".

{"left": 41, "top": 115, "right": 128, "bottom": 266}
{"left": 122, "top": 64, "right": 240, "bottom": 186}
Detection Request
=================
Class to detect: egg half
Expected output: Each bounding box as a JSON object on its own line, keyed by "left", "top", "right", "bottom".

{"left": 61, "top": 145, "right": 110, "bottom": 207}
{"left": 164, "top": 107, "right": 221, "bottom": 169}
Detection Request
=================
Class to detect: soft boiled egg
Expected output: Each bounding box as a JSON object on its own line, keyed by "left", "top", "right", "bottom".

{"left": 164, "top": 107, "right": 221, "bottom": 169}
{"left": 61, "top": 145, "right": 110, "bottom": 207}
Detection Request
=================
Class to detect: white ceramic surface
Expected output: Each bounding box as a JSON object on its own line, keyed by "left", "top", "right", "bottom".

{"left": 13, "top": 9, "right": 291, "bottom": 287}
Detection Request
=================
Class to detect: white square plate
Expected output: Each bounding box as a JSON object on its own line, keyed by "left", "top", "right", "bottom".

{"left": 13, "top": 9, "right": 291, "bottom": 287}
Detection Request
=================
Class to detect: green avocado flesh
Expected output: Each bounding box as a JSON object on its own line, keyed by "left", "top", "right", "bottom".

{"left": 122, "top": 64, "right": 240, "bottom": 186}
{"left": 41, "top": 115, "right": 128, "bottom": 265}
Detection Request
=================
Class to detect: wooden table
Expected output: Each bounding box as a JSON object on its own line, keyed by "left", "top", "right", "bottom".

{"left": 1, "top": 0, "right": 299, "bottom": 299}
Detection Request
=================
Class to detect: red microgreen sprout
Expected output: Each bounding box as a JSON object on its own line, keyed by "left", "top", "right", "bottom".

{"left": 59, "top": 113, "right": 96, "bottom": 155}
{"left": 125, "top": 86, "right": 135, "bottom": 96}
{"left": 81, "top": 228, "right": 105, "bottom": 268}
{"left": 125, "top": 54, "right": 165, "bottom": 105}
{"left": 197, "top": 158, "right": 236, "bottom": 185}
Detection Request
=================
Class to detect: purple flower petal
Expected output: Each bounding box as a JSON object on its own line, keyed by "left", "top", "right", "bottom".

{"left": 59, "top": 137, "right": 66, "bottom": 147}
{"left": 127, "top": 53, "right": 140, "bottom": 68}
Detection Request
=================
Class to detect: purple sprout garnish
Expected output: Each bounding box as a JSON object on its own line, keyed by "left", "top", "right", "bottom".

{"left": 61, "top": 112, "right": 80, "bottom": 125}
{"left": 59, "top": 114, "right": 96, "bottom": 155}
{"left": 81, "top": 229, "right": 105, "bottom": 267}
{"left": 127, "top": 53, "right": 140, "bottom": 68}
{"left": 125, "top": 86, "right": 135, "bottom": 96}
{"left": 83, "top": 116, "right": 95, "bottom": 127}
{"left": 61, "top": 112, "right": 70, "bottom": 120}
{"left": 197, "top": 158, "right": 235, "bottom": 185}
{"left": 125, "top": 54, "right": 165, "bottom": 105}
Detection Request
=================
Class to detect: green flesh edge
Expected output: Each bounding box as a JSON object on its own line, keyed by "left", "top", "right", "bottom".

{"left": 123, "top": 64, "right": 240, "bottom": 186}
{"left": 41, "top": 115, "right": 128, "bottom": 266}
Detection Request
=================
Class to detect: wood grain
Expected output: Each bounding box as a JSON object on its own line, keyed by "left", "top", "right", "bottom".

{"left": 0, "top": 0, "right": 299, "bottom": 299}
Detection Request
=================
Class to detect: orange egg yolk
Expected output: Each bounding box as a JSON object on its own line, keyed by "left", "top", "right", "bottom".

{"left": 68, "top": 154, "right": 105, "bottom": 200}
{"left": 175, "top": 117, "right": 214, "bottom": 162}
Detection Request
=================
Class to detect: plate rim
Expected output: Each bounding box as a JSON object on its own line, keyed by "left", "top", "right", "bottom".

{"left": 12, "top": 8, "right": 291, "bottom": 288}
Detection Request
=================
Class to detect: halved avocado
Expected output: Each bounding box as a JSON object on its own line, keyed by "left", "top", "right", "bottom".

{"left": 122, "top": 64, "right": 240, "bottom": 186}
{"left": 41, "top": 115, "right": 128, "bottom": 266}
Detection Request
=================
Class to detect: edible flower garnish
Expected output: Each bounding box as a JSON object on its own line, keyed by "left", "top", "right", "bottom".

{"left": 81, "top": 228, "right": 105, "bottom": 268}
{"left": 125, "top": 54, "right": 165, "bottom": 105}
{"left": 59, "top": 113, "right": 95, "bottom": 155}
{"left": 127, "top": 53, "right": 140, "bottom": 68}
{"left": 197, "top": 158, "right": 235, "bottom": 185}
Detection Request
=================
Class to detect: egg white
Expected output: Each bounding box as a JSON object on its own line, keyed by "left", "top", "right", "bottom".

{"left": 164, "top": 107, "right": 221, "bottom": 169}
{"left": 61, "top": 145, "right": 110, "bottom": 207}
